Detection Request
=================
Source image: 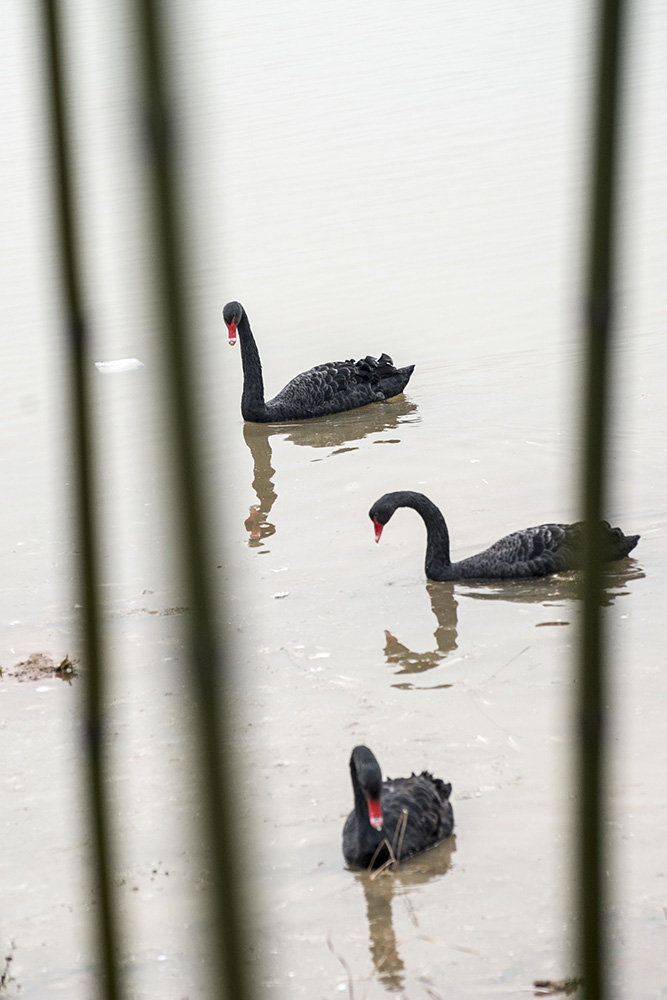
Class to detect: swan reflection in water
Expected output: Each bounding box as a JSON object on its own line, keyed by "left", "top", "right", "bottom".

{"left": 242, "top": 397, "right": 418, "bottom": 548}
{"left": 243, "top": 423, "right": 278, "bottom": 547}
{"left": 353, "top": 836, "right": 456, "bottom": 994}
{"left": 383, "top": 562, "right": 644, "bottom": 686}
{"left": 384, "top": 582, "right": 459, "bottom": 686}
{"left": 456, "top": 559, "right": 645, "bottom": 607}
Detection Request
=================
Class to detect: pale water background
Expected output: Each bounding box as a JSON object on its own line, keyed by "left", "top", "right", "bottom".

{"left": 1, "top": 2, "right": 666, "bottom": 998}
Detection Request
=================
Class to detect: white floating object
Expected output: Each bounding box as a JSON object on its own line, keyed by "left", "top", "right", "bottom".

{"left": 273, "top": 591, "right": 289, "bottom": 599}
{"left": 95, "top": 358, "right": 144, "bottom": 374}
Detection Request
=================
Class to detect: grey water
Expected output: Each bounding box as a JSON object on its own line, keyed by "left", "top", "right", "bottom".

{"left": 2, "top": 2, "right": 666, "bottom": 997}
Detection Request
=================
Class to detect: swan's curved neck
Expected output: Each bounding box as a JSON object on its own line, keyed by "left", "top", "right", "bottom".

{"left": 400, "top": 493, "right": 452, "bottom": 578}
{"left": 350, "top": 761, "right": 369, "bottom": 828}
{"left": 238, "top": 313, "right": 268, "bottom": 421}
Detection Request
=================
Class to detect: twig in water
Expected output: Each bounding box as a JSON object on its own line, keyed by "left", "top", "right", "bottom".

{"left": 393, "top": 808, "right": 409, "bottom": 861}
{"left": 368, "top": 808, "right": 410, "bottom": 879}
{"left": 326, "top": 932, "right": 355, "bottom": 1000}
{"left": 370, "top": 854, "right": 396, "bottom": 879}
{"left": 368, "top": 837, "right": 395, "bottom": 876}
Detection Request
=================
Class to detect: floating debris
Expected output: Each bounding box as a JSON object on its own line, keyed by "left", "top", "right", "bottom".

{"left": 2, "top": 652, "right": 77, "bottom": 683}
{"left": 95, "top": 358, "right": 144, "bottom": 373}
{"left": 116, "top": 606, "right": 188, "bottom": 617}
{"left": 534, "top": 978, "right": 583, "bottom": 996}
{"left": 0, "top": 941, "right": 17, "bottom": 993}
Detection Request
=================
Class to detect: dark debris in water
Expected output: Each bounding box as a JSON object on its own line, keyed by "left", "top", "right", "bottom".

{"left": 534, "top": 978, "right": 583, "bottom": 996}
{"left": 115, "top": 606, "right": 189, "bottom": 617}
{"left": 0, "top": 940, "right": 18, "bottom": 994}
{"left": 1, "top": 652, "right": 78, "bottom": 684}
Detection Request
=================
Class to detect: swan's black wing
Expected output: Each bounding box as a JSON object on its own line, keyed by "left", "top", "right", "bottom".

{"left": 381, "top": 772, "right": 454, "bottom": 861}
{"left": 266, "top": 354, "right": 414, "bottom": 421}
{"left": 453, "top": 521, "right": 640, "bottom": 580}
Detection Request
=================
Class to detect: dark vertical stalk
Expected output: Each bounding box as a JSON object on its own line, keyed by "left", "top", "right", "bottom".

{"left": 134, "top": 4, "right": 254, "bottom": 999}
{"left": 40, "top": 4, "right": 123, "bottom": 999}
{"left": 578, "top": 2, "right": 625, "bottom": 998}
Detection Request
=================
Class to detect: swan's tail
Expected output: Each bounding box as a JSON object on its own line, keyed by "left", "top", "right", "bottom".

{"left": 564, "top": 521, "right": 640, "bottom": 563}
{"left": 602, "top": 522, "right": 640, "bottom": 560}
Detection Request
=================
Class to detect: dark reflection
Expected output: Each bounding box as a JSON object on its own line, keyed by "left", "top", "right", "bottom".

{"left": 242, "top": 398, "right": 418, "bottom": 547}
{"left": 382, "top": 562, "right": 643, "bottom": 687}
{"left": 456, "top": 560, "right": 645, "bottom": 607}
{"left": 273, "top": 394, "right": 418, "bottom": 450}
{"left": 384, "top": 583, "right": 459, "bottom": 686}
{"left": 354, "top": 836, "right": 456, "bottom": 994}
{"left": 243, "top": 423, "right": 277, "bottom": 547}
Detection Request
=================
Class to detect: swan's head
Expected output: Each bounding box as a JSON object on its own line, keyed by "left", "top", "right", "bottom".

{"left": 368, "top": 494, "right": 395, "bottom": 543}
{"left": 350, "top": 745, "right": 384, "bottom": 831}
{"left": 369, "top": 492, "right": 427, "bottom": 543}
{"left": 222, "top": 301, "right": 244, "bottom": 346}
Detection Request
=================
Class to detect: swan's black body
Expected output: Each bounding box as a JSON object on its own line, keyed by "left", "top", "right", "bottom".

{"left": 369, "top": 491, "right": 640, "bottom": 582}
{"left": 342, "top": 745, "right": 454, "bottom": 870}
{"left": 223, "top": 301, "right": 414, "bottom": 422}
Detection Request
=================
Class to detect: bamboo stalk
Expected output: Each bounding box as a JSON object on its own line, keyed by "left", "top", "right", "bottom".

{"left": 40, "top": 3, "right": 123, "bottom": 998}
{"left": 578, "top": 2, "right": 626, "bottom": 998}
{"left": 134, "top": 4, "right": 254, "bottom": 998}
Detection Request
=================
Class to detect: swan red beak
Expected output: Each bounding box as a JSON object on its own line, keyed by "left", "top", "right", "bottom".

{"left": 368, "top": 797, "right": 383, "bottom": 831}
{"left": 227, "top": 321, "right": 237, "bottom": 346}
{"left": 373, "top": 517, "right": 383, "bottom": 543}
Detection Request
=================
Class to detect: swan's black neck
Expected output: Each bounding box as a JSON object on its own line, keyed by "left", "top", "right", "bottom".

{"left": 237, "top": 312, "right": 268, "bottom": 421}
{"left": 351, "top": 759, "right": 370, "bottom": 828}
{"left": 350, "top": 749, "right": 382, "bottom": 854}
{"left": 392, "top": 492, "right": 452, "bottom": 580}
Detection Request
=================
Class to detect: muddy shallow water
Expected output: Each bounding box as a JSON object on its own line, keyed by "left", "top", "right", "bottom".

{"left": 2, "top": 2, "right": 666, "bottom": 998}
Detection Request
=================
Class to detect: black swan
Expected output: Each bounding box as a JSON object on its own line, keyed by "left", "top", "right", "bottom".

{"left": 342, "top": 745, "right": 454, "bottom": 869}
{"left": 369, "top": 491, "right": 640, "bottom": 582}
{"left": 222, "top": 301, "right": 415, "bottom": 422}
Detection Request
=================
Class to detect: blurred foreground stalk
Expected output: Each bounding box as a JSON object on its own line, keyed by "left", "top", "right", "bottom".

{"left": 578, "top": 1, "right": 626, "bottom": 999}
{"left": 135, "top": 3, "right": 255, "bottom": 998}
{"left": 41, "top": 3, "right": 124, "bottom": 998}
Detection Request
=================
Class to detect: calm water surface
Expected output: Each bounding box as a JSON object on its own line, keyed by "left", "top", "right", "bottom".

{"left": 2, "top": 2, "right": 666, "bottom": 998}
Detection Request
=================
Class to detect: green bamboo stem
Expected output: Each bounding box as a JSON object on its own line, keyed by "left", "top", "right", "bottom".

{"left": 40, "top": 3, "right": 123, "bottom": 998}
{"left": 578, "top": 2, "right": 625, "bottom": 998}
{"left": 134, "top": 4, "right": 254, "bottom": 998}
